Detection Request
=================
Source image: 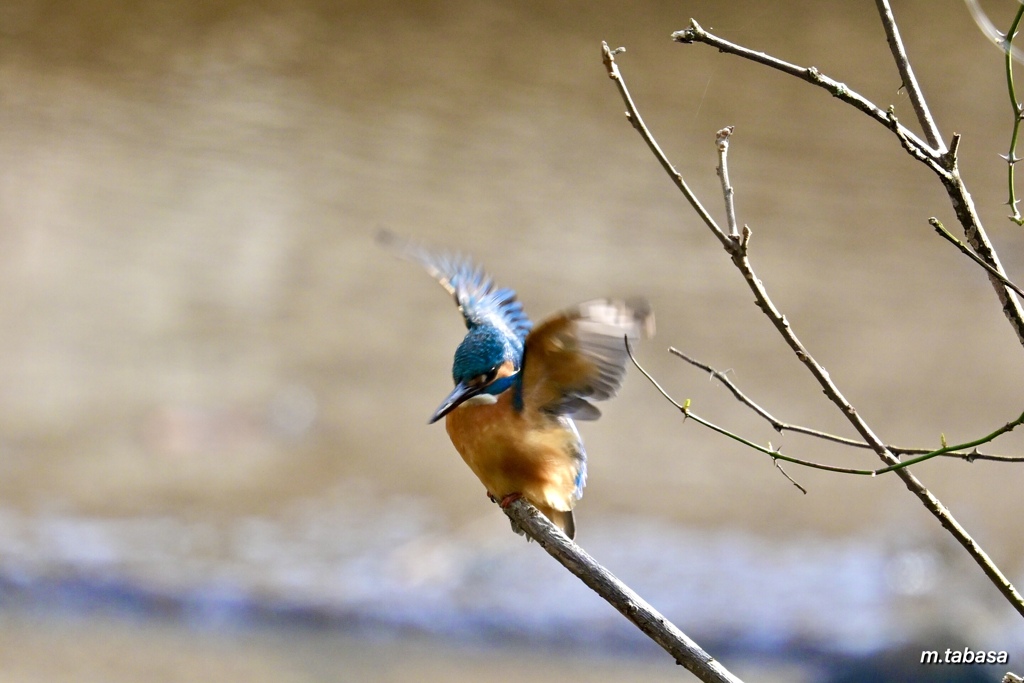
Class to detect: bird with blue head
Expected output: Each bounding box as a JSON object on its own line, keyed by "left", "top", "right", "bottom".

{"left": 384, "top": 232, "right": 654, "bottom": 539}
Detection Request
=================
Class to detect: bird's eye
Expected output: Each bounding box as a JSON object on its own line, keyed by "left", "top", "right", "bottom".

{"left": 468, "top": 367, "right": 500, "bottom": 388}
{"left": 472, "top": 368, "right": 498, "bottom": 386}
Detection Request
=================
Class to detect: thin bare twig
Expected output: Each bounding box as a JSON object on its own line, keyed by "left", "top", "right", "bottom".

{"left": 670, "top": 347, "right": 1024, "bottom": 463}
{"left": 601, "top": 43, "right": 730, "bottom": 249}
{"left": 931, "top": 219, "right": 1024, "bottom": 297}
{"left": 716, "top": 126, "right": 739, "bottom": 238}
{"left": 875, "top": 0, "right": 945, "bottom": 152}
{"left": 603, "top": 39, "right": 1024, "bottom": 618}
{"left": 670, "top": 21, "right": 943, "bottom": 166}
{"left": 669, "top": 347, "right": 862, "bottom": 444}
{"left": 771, "top": 458, "right": 807, "bottom": 494}
{"left": 501, "top": 498, "right": 743, "bottom": 683}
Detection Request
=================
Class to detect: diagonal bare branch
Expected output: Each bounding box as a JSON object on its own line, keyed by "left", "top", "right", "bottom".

{"left": 502, "top": 498, "right": 744, "bottom": 683}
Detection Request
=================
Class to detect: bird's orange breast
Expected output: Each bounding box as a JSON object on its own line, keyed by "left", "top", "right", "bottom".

{"left": 444, "top": 388, "right": 582, "bottom": 519}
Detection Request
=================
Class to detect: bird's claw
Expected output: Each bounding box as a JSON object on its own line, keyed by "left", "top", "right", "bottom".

{"left": 498, "top": 492, "right": 522, "bottom": 508}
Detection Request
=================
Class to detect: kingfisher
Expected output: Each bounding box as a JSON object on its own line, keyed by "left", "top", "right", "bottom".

{"left": 385, "top": 233, "right": 653, "bottom": 539}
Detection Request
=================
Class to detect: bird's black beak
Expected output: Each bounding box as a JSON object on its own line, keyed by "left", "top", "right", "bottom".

{"left": 428, "top": 381, "right": 482, "bottom": 424}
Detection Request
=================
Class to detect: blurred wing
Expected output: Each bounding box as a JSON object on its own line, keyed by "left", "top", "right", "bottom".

{"left": 380, "top": 231, "right": 532, "bottom": 346}
{"left": 521, "top": 298, "right": 654, "bottom": 420}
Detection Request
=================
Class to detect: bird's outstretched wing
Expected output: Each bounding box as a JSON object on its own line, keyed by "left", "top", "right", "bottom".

{"left": 380, "top": 231, "right": 532, "bottom": 347}
{"left": 520, "top": 298, "right": 654, "bottom": 420}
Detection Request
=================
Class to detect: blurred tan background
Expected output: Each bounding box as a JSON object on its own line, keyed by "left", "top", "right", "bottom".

{"left": 1, "top": 0, "right": 1023, "bottom": 680}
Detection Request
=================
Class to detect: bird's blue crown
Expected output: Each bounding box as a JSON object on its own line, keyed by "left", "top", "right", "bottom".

{"left": 452, "top": 324, "right": 518, "bottom": 384}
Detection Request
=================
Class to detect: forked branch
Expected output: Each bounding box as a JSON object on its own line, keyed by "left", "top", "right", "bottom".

{"left": 672, "top": 14, "right": 1024, "bottom": 346}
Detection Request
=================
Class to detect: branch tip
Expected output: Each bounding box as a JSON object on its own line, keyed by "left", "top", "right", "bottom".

{"left": 671, "top": 19, "right": 703, "bottom": 44}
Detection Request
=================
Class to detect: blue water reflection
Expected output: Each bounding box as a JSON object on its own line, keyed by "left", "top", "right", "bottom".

{"left": 0, "top": 488, "right": 1017, "bottom": 666}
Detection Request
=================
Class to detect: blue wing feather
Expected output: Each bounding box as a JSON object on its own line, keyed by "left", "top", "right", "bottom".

{"left": 380, "top": 231, "right": 533, "bottom": 359}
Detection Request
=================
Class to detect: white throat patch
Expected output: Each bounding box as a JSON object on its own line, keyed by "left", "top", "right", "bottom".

{"left": 459, "top": 393, "right": 499, "bottom": 408}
